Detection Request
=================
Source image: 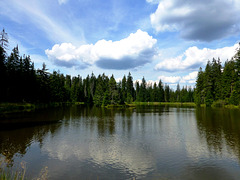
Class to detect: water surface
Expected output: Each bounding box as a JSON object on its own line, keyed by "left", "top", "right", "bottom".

{"left": 0, "top": 105, "right": 240, "bottom": 179}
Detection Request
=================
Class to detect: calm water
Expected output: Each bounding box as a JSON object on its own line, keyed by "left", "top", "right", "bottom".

{"left": 1, "top": 105, "right": 240, "bottom": 179}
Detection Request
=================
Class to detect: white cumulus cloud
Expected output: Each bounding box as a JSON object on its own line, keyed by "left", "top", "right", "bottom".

{"left": 158, "top": 75, "right": 181, "bottom": 84}
{"left": 158, "top": 71, "right": 199, "bottom": 84}
{"left": 45, "top": 29, "right": 157, "bottom": 69}
{"left": 58, "top": 0, "right": 68, "bottom": 5}
{"left": 150, "top": 0, "right": 240, "bottom": 41}
{"left": 155, "top": 43, "right": 239, "bottom": 72}
{"left": 146, "top": 0, "right": 160, "bottom": 4}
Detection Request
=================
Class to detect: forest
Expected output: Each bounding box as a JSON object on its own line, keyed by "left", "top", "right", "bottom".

{"left": 0, "top": 29, "right": 194, "bottom": 106}
{"left": 195, "top": 44, "right": 240, "bottom": 106}
{"left": 1, "top": 28, "right": 240, "bottom": 107}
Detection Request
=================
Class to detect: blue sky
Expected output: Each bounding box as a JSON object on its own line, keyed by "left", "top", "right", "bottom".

{"left": 1, "top": 0, "right": 240, "bottom": 87}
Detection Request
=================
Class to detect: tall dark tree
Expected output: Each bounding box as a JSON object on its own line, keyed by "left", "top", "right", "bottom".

{"left": 0, "top": 46, "right": 7, "bottom": 102}
{"left": 164, "top": 84, "right": 170, "bottom": 102}
{"left": 195, "top": 67, "right": 204, "bottom": 105}
{"left": 0, "top": 28, "right": 9, "bottom": 52}
{"left": 222, "top": 60, "right": 236, "bottom": 100}
{"left": 89, "top": 73, "right": 96, "bottom": 102}
{"left": 152, "top": 82, "right": 158, "bottom": 102}
{"left": 211, "top": 58, "right": 222, "bottom": 100}
{"left": 126, "top": 72, "right": 134, "bottom": 103}
{"left": 135, "top": 81, "right": 140, "bottom": 102}
{"left": 121, "top": 75, "right": 127, "bottom": 103}
{"left": 158, "top": 80, "right": 165, "bottom": 102}
{"left": 137, "top": 77, "right": 147, "bottom": 102}
{"left": 203, "top": 61, "right": 214, "bottom": 106}
{"left": 108, "top": 75, "right": 119, "bottom": 104}
{"left": 36, "top": 63, "right": 50, "bottom": 102}
{"left": 176, "top": 83, "right": 181, "bottom": 102}
{"left": 93, "top": 75, "right": 104, "bottom": 106}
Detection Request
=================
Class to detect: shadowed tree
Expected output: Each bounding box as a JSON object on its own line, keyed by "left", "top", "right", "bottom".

{"left": 0, "top": 28, "right": 9, "bottom": 52}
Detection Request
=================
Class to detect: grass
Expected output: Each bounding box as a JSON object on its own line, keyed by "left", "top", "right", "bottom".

{"left": 127, "top": 102, "right": 196, "bottom": 107}
{"left": 0, "top": 161, "right": 26, "bottom": 180}
{"left": 0, "top": 160, "right": 48, "bottom": 180}
{"left": 0, "top": 102, "right": 85, "bottom": 114}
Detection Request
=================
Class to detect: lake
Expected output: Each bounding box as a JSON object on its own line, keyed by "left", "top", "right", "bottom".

{"left": 1, "top": 105, "right": 240, "bottom": 179}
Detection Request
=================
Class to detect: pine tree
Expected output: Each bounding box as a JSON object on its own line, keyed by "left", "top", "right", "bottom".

{"left": 121, "top": 75, "right": 127, "bottom": 103}
{"left": 138, "top": 77, "right": 147, "bottom": 102}
{"left": 195, "top": 67, "right": 204, "bottom": 105}
{"left": 89, "top": 73, "right": 96, "bottom": 102}
{"left": 126, "top": 72, "right": 134, "bottom": 101}
{"left": 164, "top": 84, "right": 170, "bottom": 102}
{"left": 135, "top": 81, "right": 140, "bottom": 102}
{"left": 152, "top": 82, "right": 158, "bottom": 102}
{"left": 211, "top": 58, "right": 222, "bottom": 100}
{"left": 176, "top": 83, "right": 180, "bottom": 102}
{"left": 93, "top": 75, "right": 104, "bottom": 106}
{"left": 222, "top": 60, "right": 236, "bottom": 101}
{"left": 109, "top": 75, "right": 119, "bottom": 104}
{"left": 203, "top": 61, "right": 214, "bottom": 106}
{"left": 0, "top": 46, "right": 7, "bottom": 102}
{"left": 158, "top": 80, "right": 164, "bottom": 102}
{"left": 0, "top": 28, "right": 9, "bottom": 52}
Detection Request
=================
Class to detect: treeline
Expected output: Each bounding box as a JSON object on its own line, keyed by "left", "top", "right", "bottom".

{"left": 0, "top": 34, "right": 194, "bottom": 106}
{"left": 195, "top": 44, "right": 240, "bottom": 106}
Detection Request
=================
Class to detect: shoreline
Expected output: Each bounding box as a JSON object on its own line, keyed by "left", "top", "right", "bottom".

{"left": 1, "top": 101, "right": 240, "bottom": 115}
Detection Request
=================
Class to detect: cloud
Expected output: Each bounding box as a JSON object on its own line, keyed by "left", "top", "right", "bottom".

{"left": 45, "top": 30, "right": 157, "bottom": 69}
{"left": 58, "top": 0, "right": 68, "bottom": 5}
{"left": 0, "top": 0, "right": 84, "bottom": 44}
{"left": 158, "top": 71, "right": 198, "bottom": 84}
{"left": 158, "top": 75, "right": 181, "bottom": 84}
{"left": 146, "top": 0, "right": 160, "bottom": 4}
{"left": 150, "top": 0, "right": 240, "bottom": 41}
{"left": 155, "top": 43, "right": 238, "bottom": 72}
{"left": 180, "top": 71, "right": 198, "bottom": 83}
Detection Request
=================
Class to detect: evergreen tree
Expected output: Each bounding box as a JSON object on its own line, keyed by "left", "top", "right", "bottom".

{"left": 203, "top": 61, "right": 213, "bottom": 106}
{"left": 195, "top": 67, "right": 204, "bottom": 105}
{"left": 176, "top": 83, "right": 181, "bottom": 102}
{"left": 89, "top": 73, "right": 96, "bottom": 102}
{"left": 0, "top": 28, "right": 9, "bottom": 52}
{"left": 211, "top": 58, "right": 222, "bottom": 100}
{"left": 152, "top": 82, "right": 158, "bottom": 102}
{"left": 0, "top": 46, "right": 7, "bottom": 102}
{"left": 126, "top": 72, "right": 134, "bottom": 101}
{"left": 109, "top": 75, "right": 119, "bottom": 104}
{"left": 138, "top": 77, "right": 147, "bottom": 102}
{"left": 164, "top": 84, "right": 170, "bottom": 102}
{"left": 121, "top": 75, "right": 127, "bottom": 103}
{"left": 222, "top": 60, "right": 236, "bottom": 101}
{"left": 93, "top": 75, "right": 104, "bottom": 106}
{"left": 158, "top": 80, "right": 164, "bottom": 102}
{"left": 36, "top": 63, "right": 50, "bottom": 102}
{"left": 135, "top": 81, "right": 140, "bottom": 102}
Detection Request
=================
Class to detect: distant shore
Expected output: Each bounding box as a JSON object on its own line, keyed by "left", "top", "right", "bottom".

{"left": 1, "top": 101, "right": 239, "bottom": 116}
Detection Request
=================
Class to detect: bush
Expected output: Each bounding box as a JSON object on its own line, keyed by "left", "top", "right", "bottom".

{"left": 212, "top": 100, "right": 227, "bottom": 107}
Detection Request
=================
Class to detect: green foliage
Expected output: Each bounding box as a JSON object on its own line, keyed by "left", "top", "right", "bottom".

{"left": 205, "top": 90, "right": 213, "bottom": 107}
{"left": 0, "top": 28, "right": 9, "bottom": 52}
{"left": 0, "top": 28, "right": 197, "bottom": 106}
{"left": 212, "top": 100, "right": 227, "bottom": 108}
{"left": 158, "top": 80, "right": 165, "bottom": 102}
{"left": 195, "top": 43, "right": 240, "bottom": 106}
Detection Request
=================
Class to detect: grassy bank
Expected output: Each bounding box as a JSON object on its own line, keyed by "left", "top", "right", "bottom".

{"left": 0, "top": 161, "right": 26, "bottom": 180}
{"left": 0, "top": 161, "right": 48, "bottom": 180}
{"left": 127, "top": 102, "right": 196, "bottom": 107}
{"left": 128, "top": 102, "right": 240, "bottom": 109}
{"left": 0, "top": 102, "right": 84, "bottom": 114}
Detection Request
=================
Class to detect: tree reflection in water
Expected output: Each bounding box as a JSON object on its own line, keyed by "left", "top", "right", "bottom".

{"left": 195, "top": 107, "right": 240, "bottom": 162}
